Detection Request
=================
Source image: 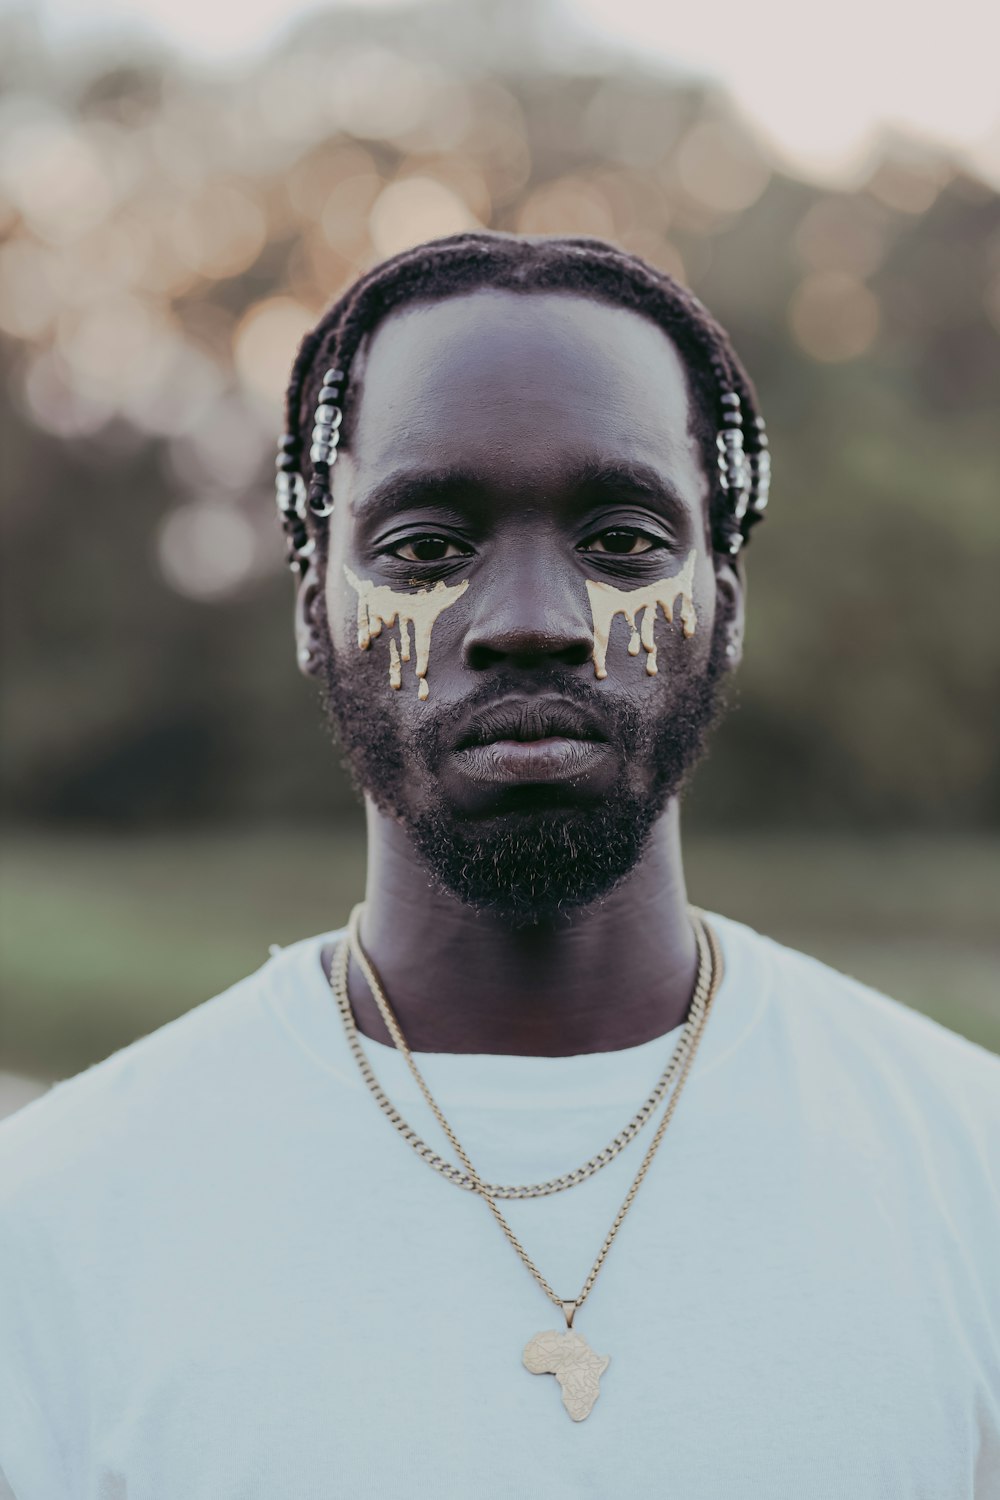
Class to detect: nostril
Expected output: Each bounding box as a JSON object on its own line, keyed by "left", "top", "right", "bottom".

{"left": 466, "top": 642, "right": 507, "bottom": 671}
{"left": 462, "top": 604, "right": 596, "bottom": 672}
{"left": 464, "top": 631, "right": 595, "bottom": 672}
{"left": 559, "top": 641, "right": 594, "bottom": 669}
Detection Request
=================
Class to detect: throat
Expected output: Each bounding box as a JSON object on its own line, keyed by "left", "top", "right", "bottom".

{"left": 330, "top": 805, "right": 699, "bottom": 1057}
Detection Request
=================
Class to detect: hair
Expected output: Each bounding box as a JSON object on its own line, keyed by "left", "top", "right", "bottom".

{"left": 276, "top": 231, "right": 769, "bottom": 568}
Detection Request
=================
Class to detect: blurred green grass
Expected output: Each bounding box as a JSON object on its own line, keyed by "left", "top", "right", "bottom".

{"left": 1, "top": 830, "right": 997, "bottom": 1081}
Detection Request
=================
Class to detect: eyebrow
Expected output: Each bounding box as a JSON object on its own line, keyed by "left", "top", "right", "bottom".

{"left": 353, "top": 470, "right": 484, "bottom": 524}
{"left": 353, "top": 458, "right": 693, "bottom": 527}
{"left": 571, "top": 458, "right": 691, "bottom": 522}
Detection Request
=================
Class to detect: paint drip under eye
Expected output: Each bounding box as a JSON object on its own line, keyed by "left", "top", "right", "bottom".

{"left": 344, "top": 566, "right": 468, "bottom": 700}
{"left": 585, "top": 550, "right": 698, "bottom": 680}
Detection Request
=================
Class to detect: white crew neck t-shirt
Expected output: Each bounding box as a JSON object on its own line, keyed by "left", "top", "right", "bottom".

{"left": 1, "top": 912, "right": 998, "bottom": 1499}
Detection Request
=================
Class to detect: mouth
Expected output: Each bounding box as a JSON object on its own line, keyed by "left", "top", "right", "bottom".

{"left": 455, "top": 697, "right": 608, "bottom": 750}
{"left": 452, "top": 697, "right": 612, "bottom": 787}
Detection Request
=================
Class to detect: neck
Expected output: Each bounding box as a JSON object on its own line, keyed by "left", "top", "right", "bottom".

{"left": 326, "top": 799, "right": 697, "bottom": 1057}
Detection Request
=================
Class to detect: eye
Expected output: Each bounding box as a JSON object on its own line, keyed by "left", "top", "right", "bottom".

{"left": 390, "top": 535, "right": 469, "bottom": 563}
{"left": 580, "top": 528, "right": 660, "bottom": 556}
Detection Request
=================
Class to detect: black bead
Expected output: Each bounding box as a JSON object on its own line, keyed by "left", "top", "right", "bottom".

{"left": 308, "top": 490, "right": 334, "bottom": 519}
{"left": 277, "top": 434, "right": 298, "bottom": 454}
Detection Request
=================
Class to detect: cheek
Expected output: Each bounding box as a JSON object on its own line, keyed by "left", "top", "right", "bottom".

{"left": 329, "top": 565, "right": 469, "bottom": 703}
{"left": 323, "top": 573, "right": 357, "bottom": 660}
{"left": 586, "top": 549, "right": 710, "bottom": 685}
{"left": 691, "top": 552, "right": 720, "bottom": 645}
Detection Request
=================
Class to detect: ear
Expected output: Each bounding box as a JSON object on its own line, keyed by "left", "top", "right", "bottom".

{"left": 713, "top": 548, "right": 746, "bottom": 670}
{"left": 293, "top": 549, "right": 325, "bottom": 679}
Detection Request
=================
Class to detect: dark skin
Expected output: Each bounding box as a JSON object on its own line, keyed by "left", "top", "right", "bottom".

{"left": 294, "top": 289, "right": 744, "bottom": 1056}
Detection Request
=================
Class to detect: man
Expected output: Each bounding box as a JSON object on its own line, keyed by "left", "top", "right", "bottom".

{"left": 1, "top": 233, "right": 998, "bottom": 1497}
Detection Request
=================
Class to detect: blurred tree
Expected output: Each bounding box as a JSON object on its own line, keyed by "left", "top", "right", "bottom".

{"left": 1, "top": 1, "right": 997, "bottom": 831}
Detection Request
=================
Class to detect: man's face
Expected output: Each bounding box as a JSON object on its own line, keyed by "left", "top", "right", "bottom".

{"left": 305, "top": 289, "right": 739, "bottom": 923}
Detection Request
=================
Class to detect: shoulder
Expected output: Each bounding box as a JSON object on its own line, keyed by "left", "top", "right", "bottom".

{"left": 712, "top": 911, "right": 1000, "bottom": 1152}
{"left": 0, "top": 934, "right": 327, "bottom": 1212}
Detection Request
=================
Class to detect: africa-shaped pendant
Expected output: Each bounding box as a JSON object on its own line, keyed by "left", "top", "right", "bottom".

{"left": 523, "top": 1306, "right": 610, "bottom": 1421}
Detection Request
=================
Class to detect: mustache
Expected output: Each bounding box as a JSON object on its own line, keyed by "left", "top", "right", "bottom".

{"left": 412, "top": 670, "right": 648, "bottom": 769}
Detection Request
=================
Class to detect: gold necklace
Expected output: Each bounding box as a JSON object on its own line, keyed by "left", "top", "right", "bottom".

{"left": 329, "top": 905, "right": 723, "bottom": 1421}
{"left": 330, "top": 906, "right": 713, "bottom": 1199}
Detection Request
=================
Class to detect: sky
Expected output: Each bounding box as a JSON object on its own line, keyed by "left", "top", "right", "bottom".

{"left": 9, "top": 0, "right": 1000, "bottom": 187}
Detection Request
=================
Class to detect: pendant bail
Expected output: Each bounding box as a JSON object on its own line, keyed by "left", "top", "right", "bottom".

{"left": 561, "top": 1300, "right": 577, "bottom": 1329}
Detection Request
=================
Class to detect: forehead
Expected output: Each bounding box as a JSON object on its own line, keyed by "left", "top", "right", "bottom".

{"left": 343, "top": 288, "right": 707, "bottom": 506}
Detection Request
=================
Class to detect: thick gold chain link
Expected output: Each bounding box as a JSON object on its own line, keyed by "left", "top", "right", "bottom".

{"left": 329, "top": 905, "right": 722, "bottom": 1316}
{"left": 330, "top": 905, "right": 712, "bottom": 1199}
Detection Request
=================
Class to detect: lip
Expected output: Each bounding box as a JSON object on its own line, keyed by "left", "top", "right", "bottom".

{"left": 450, "top": 696, "right": 612, "bottom": 788}
{"left": 454, "top": 696, "right": 609, "bottom": 753}
{"left": 455, "top": 736, "right": 612, "bottom": 786}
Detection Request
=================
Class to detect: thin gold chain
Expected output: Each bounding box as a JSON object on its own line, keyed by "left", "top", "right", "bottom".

{"left": 331, "top": 906, "right": 723, "bottom": 1318}
{"left": 330, "top": 907, "right": 713, "bottom": 1200}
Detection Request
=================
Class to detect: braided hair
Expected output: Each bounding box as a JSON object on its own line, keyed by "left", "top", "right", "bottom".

{"left": 274, "top": 231, "right": 769, "bottom": 571}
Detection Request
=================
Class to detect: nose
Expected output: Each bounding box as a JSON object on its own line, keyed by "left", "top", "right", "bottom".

{"left": 462, "top": 543, "right": 595, "bottom": 672}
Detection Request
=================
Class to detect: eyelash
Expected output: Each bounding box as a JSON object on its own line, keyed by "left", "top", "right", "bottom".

{"left": 387, "top": 536, "right": 471, "bottom": 563}
{"left": 578, "top": 528, "right": 666, "bottom": 556}
{"left": 385, "top": 527, "right": 667, "bottom": 565}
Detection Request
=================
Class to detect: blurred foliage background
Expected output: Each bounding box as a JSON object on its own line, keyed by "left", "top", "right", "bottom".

{"left": 1, "top": 0, "right": 998, "bottom": 1084}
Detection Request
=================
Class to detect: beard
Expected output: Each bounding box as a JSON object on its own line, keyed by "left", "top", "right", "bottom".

{"left": 314, "top": 592, "right": 732, "bottom": 926}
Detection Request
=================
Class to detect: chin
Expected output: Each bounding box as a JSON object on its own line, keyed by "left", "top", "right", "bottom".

{"left": 402, "top": 798, "right": 662, "bottom": 929}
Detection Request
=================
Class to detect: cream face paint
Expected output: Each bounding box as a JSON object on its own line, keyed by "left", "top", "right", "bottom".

{"left": 585, "top": 548, "right": 697, "bottom": 680}
{"left": 343, "top": 566, "right": 469, "bottom": 701}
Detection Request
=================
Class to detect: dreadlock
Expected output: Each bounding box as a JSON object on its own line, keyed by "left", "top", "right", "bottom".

{"left": 273, "top": 231, "right": 769, "bottom": 571}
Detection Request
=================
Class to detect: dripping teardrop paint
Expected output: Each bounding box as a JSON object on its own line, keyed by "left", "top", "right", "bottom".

{"left": 586, "top": 550, "right": 697, "bottom": 681}
{"left": 344, "top": 566, "right": 469, "bottom": 700}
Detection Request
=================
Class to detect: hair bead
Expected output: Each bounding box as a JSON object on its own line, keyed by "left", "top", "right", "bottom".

{"left": 294, "top": 374, "right": 345, "bottom": 533}
{"left": 714, "top": 390, "right": 751, "bottom": 526}
{"left": 274, "top": 429, "right": 307, "bottom": 555}
{"left": 277, "top": 235, "right": 770, "bottom": 572}
{"left": 308, "top": 485, "right": 334, "bottom": 519}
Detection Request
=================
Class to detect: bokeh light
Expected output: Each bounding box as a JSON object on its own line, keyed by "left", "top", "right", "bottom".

{"left": 517, "top": 177, "right": 616, "bottom": 238}
{"left": 789, "top": 271, "right": 880, "bottom": 362}
{"left": 2, "top": 1, "right": 998, "bottom": 1090}
{"left": 234, "top": 296, "right": 315, "bottom": 410}
{"left": 675, "top": 121, "right": 771, "bottom": 216}
{"left": 157, "top": 500, "right": 258, "bottom": 598}
{"left": 369, "top": 176, "right": 479, "bottom": 258}
{"left": 793, "top": 197, "right": 889, "bottom": 278}
{"left": 171, "top": 184, "right": 267, "bottom": 279}
{"left": 1, "top": 0, "right": 996, "bottom": 846}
